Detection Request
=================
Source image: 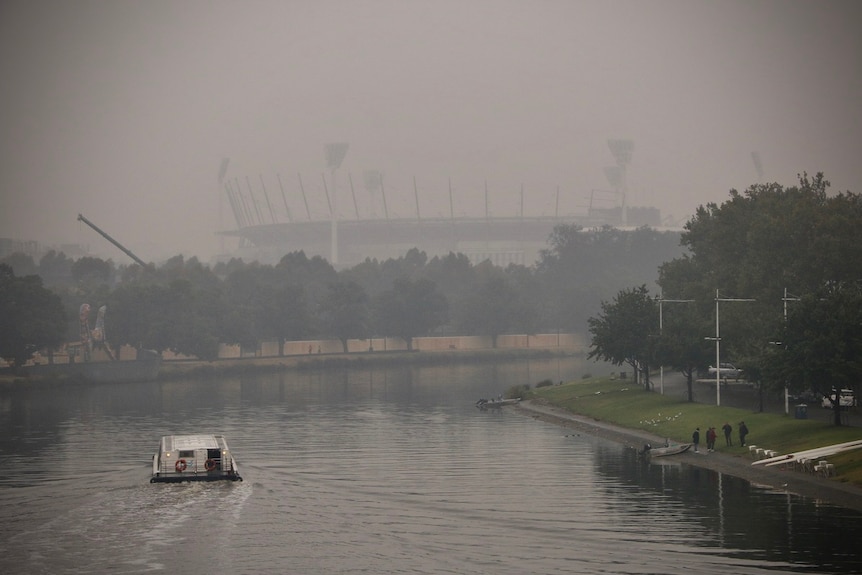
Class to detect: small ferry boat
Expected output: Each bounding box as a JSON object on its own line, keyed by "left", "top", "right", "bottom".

{"left": 476, "top": 397, "right": 521, "bottom": 408}
{"left": 151, "top": 434, "right": 242, "bottom": 483}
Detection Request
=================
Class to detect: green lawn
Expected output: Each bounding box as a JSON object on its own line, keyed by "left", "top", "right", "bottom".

{"left": 529, "top": 377, "right": 862, "bottom": 486}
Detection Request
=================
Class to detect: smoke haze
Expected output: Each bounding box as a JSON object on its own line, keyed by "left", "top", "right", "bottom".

{"left": 1, "top": 0, "right": 860, "bottom": 261}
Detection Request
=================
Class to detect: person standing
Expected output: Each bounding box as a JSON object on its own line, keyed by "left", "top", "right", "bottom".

{"left": 706, "top": 427, "right": 717, "bottom": 452}
{"left": 722, "top": 422, "right": 733, "bottom": 446}
{"left": 692, "top": 427, "right": 701, "bottom": 452}
{"left": 739, "top": 421, "right": 749, "bottom": 447}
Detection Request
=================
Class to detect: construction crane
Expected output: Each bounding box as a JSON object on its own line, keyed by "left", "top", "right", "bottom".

{"left": 77, "top": 213, "right": 147, "bottom": 267}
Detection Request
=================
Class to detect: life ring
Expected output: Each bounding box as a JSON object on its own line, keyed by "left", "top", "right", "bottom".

{"left": 204, "top": 459, "right": 217, "bottom": 471}
{"left": 175, "top": 459, "right": 187, "bottom": 473}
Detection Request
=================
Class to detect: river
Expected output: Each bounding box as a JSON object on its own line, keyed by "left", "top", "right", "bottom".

{"left": 1, "top": 357, "right": 860, "bottom": 574}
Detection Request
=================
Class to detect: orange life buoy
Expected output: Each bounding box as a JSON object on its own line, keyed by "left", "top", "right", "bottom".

{"left": 204, "top": 459, "right": 217, "bottom": 471}
{"left": 175, "top": 459, "right": 187, "bottom": 472}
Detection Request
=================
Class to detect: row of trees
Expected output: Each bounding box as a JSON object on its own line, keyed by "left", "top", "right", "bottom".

{"left": 1, "top": 226, "right": 683, "bottom": 366}
{"left": 6, "top": 172, "right": 858, "bottom": 425}
{"left": 588, "top": 174, "right": 862, "bottom": 425}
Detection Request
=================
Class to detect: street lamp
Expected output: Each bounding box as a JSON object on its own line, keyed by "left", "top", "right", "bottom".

{"left": 657, "top": 293, "right": 694, "bottom": 395}
{"left": 710, "top": 289, "right": 756, "bottom": 406}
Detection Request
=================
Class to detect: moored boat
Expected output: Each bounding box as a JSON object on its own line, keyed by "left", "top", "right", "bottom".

{"left": 151, "top": 434, "right": 242, "bottom": 483}
{"left": 641, "top": 442, "right": 692, "bottom": 459}
{"left": 476, "top": 397, "right": 521, "bottom": 408}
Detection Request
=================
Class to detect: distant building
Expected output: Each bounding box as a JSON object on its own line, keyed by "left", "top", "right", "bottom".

{"left": 220, "top": 206, "right": 665, "bottom": 267}
{"left": 0, "top": 238, "right": 90, "bottom": 261}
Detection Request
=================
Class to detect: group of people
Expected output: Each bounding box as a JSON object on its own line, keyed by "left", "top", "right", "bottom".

{"left": 692, "top": 421, "right": 749, "bottom": 452}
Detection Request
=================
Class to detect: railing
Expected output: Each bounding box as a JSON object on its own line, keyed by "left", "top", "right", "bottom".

{"left": 156, "top": 457, "right": 232, "bottom": 475}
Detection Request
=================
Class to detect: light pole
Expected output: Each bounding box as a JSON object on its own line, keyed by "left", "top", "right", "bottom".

{"left": 779, "top": 287, "right": 801, "bottom": 414}
{"left": 710, "top": 289, "right": 756, "bottom": 406}
{"left": 657, "top": 293, "right": 694, "bottom": 395}
{"left": 325, "top": 143, "right": 349, "bottom": 265}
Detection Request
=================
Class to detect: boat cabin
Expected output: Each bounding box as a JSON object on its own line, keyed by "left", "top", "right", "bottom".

{"left": 151, "top": 434, "right": 242, "bottom": 483}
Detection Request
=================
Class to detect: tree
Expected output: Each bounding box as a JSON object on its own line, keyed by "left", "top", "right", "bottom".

{"left": 779, "top": 285, "right": 862, "bottom": 426}
{"left": 539, "top": 225, "right": 683, "bottom": 332}
{"left": 372, "top": 277, "right": 448, "bottom": 350}
{"left": 38, "top": 250, "right": 73, "bottom": 287}
{"left": 223, "top": 264, "right": 309, "bottom": 355}
{"left": 276, "top": 251, "right": 337, "bottom": 333}
{"left": 319, "top": 280, "right": 370, "bottom": 353}
{"left": 108, "top": 275, "right": 225, "bottom": 361}
{"left": 455, "top": 266, "right": 534, "bottom": 348}
{"left": 659, "top": 174, "right": 862, "bottom": 397}
{"left": 71, "top": 257, "right": 113, "bottom": 286}
{"left": 0, "top": 252, "right": 37, "bottom": 277}
{"left": 654, "top": 304, "right": 711, "bottom": 402}
{"left": 0, "top": 264, "right": 67, "bottom": 367}
{"left": 587, "top": 285, "right": 658, "bottom": 389}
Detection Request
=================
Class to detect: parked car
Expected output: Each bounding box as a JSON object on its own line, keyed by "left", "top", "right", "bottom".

{"left": 821, "top": 389, "right": 857, "bottom": 408}
{"left": 707, "top": 362, "right": 743, "bottom": 380}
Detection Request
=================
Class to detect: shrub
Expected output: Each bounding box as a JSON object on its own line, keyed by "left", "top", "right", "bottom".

{"left": 505, "top": 383, "right": 531, "bottom": 399}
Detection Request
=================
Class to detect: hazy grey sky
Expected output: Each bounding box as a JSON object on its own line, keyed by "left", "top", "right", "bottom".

{"left": 2, "top": 0, "right": 860, "bottom": 262}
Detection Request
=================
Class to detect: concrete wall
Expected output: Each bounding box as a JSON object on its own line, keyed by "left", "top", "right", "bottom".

{"left": 29, "top": 333, "right": 584, "bottom": 366}
{"left": 213, "top": 333, "right": 584, "bottom": 358}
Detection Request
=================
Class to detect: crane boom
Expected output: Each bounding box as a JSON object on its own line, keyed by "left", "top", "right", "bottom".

{"left": 77, "top": 213, "right": 147, "bottom": 267}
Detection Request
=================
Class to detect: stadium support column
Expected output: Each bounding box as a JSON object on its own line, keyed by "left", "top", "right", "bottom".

{"left": 607, "top": 139, "right": 633, "bottom": 226}
{"left": 325, "top": 143, "right": 349, "bottom": 265}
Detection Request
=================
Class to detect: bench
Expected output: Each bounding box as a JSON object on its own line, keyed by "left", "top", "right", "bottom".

{"left": 814, "top": 460, "right": 835, "bottom": 477}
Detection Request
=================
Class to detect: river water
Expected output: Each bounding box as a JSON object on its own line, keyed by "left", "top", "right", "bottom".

{"left": 1, "top": 357, "right": 861, "bottom": 574}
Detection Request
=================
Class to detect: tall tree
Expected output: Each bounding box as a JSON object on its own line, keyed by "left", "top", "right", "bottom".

{"left": 0, "top": 264, "right": 67, "bottom": 367}
{"left": 659, "top": 173, "right": 862, "bottom": 410}
{"left": 456, "top": 265, "right": 534, "bottom": 348}
{"left": 224, "top": 264, "right": 309, "bottom": 355}
{"left": 779, "top": 285, "right": 862, "bottom": 426}
{"left": 587, "top": 285, "right": 658, "bottom": 389}
{"left": 319, "top": 280, "right": 370, "bottom": 353}
{"left": 372, "top": 277, "right": 448, "bottom": 350}
{"left": 654, "top": 303, "right": 711, "bottom": 402}
{"left": 538, "top": 225, "right": 683, "bottom": 333}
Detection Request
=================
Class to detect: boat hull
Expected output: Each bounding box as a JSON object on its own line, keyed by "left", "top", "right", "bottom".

{"left": 476, "top": 398, "right": 521, "bottom": 408}
{"left": 645, "top": 443, "right": 692, "bottom": 459}
{"left": 150, "top": 459, "right": 243, "bottom": 483}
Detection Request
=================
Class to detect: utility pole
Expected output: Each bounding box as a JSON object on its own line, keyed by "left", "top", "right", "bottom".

{"left": 709, "top": 289, "right": 755, "bottom": 406}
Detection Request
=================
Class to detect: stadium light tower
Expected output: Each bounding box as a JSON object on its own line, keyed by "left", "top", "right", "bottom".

{"left": 325, "top": 143, "right": 349, "bottom": 265}
{"left": 607, "top": 139, "right": 634, "bottom": 226}
{"left": 217, "top": 158, "right": 230, "bottom": 253}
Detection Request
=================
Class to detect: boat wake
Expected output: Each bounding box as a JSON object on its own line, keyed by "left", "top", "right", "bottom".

{"left": 3, "top": 480, "right": 252, "bottom": 574}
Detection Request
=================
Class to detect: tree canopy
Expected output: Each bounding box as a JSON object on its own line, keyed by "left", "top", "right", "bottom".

{"left": 652, "top": 173, "right": 862, "bottom": 421}
{"left": 587, "top": 285, "right": 657, "bottom": 388}
{"left": 0, "top": 264, "right": 67, "bottom": 367}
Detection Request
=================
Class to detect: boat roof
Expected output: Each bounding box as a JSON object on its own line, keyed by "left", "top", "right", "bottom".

{"left": 160, "top": 434, "right": 229, "bottom": 451}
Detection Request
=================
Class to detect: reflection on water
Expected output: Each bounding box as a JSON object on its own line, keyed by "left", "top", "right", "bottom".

{"left": 0, "top": 356, "right": 860, "bottom": 574}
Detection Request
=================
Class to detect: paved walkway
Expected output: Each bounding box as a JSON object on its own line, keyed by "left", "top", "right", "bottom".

{"left": 515, "top": 398, "right": 862, "bottom": 513}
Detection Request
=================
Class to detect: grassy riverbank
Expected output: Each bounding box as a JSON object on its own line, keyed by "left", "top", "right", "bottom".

{"left": 528, "top": 377, "right": 862, "bottom": 487}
